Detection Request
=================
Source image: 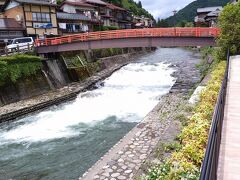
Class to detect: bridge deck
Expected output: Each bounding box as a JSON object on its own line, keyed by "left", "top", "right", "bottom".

{"left": 218, "top": 56, "right": 240, "bottom": 179}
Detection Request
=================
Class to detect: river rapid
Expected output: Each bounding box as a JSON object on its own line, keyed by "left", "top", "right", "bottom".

{"left": 0, "top": 48, "right": 198, "bottom": 179}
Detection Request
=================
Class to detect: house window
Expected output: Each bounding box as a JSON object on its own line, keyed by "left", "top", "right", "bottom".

{"left": 76, "top": 9, "right": 84, "bottom": 15}
{"left": 32, "top": 12, "right": 51, "bottom": 22}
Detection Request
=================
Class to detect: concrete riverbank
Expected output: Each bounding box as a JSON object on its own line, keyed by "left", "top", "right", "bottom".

{"left": 0, "top": 52, "right": 149, "bottom": 123}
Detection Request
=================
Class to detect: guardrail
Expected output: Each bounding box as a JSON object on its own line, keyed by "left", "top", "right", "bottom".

{"left": 199, "top": 49, "right": 230, "bottom": 180}
{"left": 35, "top": 28, "right": 220, "bottom": 47}
{"left": 0, "top": 43, "right": 34, "bottom": 56}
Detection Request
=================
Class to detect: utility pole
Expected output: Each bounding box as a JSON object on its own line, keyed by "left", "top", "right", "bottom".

{"left": 173, "top": 10, "right": 177, "bottom": 27}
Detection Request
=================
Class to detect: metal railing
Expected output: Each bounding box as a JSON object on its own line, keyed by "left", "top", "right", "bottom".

{"left": 199, "top": 49, "right": 230, "bottom": 180}
{"left": 0, "top": 43, "right": 34, "bottom": 56}
{"left": 35, "top": 27, "right": 221, "bottom": 47}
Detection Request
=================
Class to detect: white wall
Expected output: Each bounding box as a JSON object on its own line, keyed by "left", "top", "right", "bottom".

{"left": 62, "top": 4, "right": 76, "bottom": 13}
{"left": 5, "top": 0, "right": 20, "bottom": 10}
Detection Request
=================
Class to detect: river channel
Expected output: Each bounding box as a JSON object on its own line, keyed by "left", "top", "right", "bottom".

{"left": 0, "top": 48, "right": 199, "bottom": 179}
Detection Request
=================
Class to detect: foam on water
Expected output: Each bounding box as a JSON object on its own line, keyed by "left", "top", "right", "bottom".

{"left": 0, "top": 62, "right": 175, "bottom": 143}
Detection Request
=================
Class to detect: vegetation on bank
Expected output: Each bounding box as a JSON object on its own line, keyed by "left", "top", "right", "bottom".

{"left": 145, "top": 60, "right": 226, "bottom": 179}
{"left": 196, "top": 47, "right": 216, "bottom": 79}
{"left": 60, "top": 48, "right": 122, "bottom": 80}
{"left": 217, "top": 1, "right": 240, "bottom": 58}
{"left": 93, "top": 25, "right": 120, "bottom": 32}
{"left": 93, "top": 48, "right": 125, "bottom": 58}
{"left": 0, "top": 54, "right": 42, "bottom": 86}
{"left": 118, "top": 0, "right": 153, "bottom": 19}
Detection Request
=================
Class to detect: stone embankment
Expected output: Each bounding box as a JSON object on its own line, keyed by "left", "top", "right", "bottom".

{"left": 80, "top": 50, "right": 202, "bottom": 179}
{"left": 0, "top": 52, "right": 148, "bottom": 123}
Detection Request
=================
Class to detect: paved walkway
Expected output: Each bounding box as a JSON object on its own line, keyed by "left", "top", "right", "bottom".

{"left": 80, "top": 94, "right": 185, "bottom": 180}
{"left": 218, "top": 56, "right": 240, "bottom": 179}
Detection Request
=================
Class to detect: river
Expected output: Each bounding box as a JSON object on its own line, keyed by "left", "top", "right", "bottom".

{"left": 0, "top": 48, "right": 198, "bottom": 179}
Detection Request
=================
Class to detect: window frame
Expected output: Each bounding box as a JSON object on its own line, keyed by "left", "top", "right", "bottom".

{"left": 32, "top": 12, "right": 51, "bottom": 23}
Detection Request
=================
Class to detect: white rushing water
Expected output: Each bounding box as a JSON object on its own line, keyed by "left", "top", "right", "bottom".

{"left": 0, "top": 62, "right": 175, "bottom": 143}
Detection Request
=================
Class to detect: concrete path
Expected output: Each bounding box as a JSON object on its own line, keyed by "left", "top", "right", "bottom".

{"left": 80, "top": 94, "right": 186, "bottom": 180}
{"left": 80, "top": 102, "right": 168, "bottom": 180}
{"left": 218, "top": 56, "right": 240, "bottom": 179}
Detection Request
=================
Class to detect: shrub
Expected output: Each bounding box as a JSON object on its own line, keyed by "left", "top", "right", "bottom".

{"left": 146, "top": 61, "right": 226, "bottom": 179}
{"left": 93, "top": 25, "right": 120, "bottom": 32}
{"left": 0, "top": 54, "right": 42, "bottom": 86}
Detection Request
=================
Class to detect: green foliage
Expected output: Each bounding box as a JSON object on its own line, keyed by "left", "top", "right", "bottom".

{"left": 75, "top": 61, "right": 102, "bottom": 80}
{"left": 57, "top": 0, "right": 153, "bottom": 18}
{"left": 176, "top": 21, "right": 194, "bottom": 27}
{"left": 146, "top": 61, "right": 226, "bottom": 179}
{"left": 165, "top": 0, "right": 229, "bottom": 26}
{"left": 56, "top": 0, "right": 62, "bottom": 5}
{"left": 107, "top": 0, "right": 153, "bottom": 19}
{"left": 196, "top": 47, "right": 215, "bottom": 78}
{"left": 0, "top": 54, "right": 42, "bottom": 86}
{"left": 163, "top": 142, "right": 182, "bottom": 153}
{"left": 218, "top": 2, "right": 240, "bottom": 56}
{"left": 94, "top": 25, "right": 120, "bottom": 31}
{"left": 156, "top": 19, "right": 169, "bottom": 27}
{"left": 93, "top": 48, "right": 123, "bottom": 58}
{"left": 175, "top": 114, "right": 189, "bottom": 126}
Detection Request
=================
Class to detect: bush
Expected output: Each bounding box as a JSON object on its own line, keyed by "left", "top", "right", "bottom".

{"left": 92, "top": 48, "right": 123, "bottom": 58}
{"left": 146, "top": 61, "right": 226, "bottom": 179}
{"left": 93, "top": 25, "right": 120, "bottom": 32}
{"left": 0, "top": 54, "right": 42, "bottom": 86}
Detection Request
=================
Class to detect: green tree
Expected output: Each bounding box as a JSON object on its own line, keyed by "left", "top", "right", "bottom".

{"left": 218, "top": 2, "right": 240, "bottom": 56}
{"left": 185, "top": 22, "right": 194, "bottom": 27}
{"left": 176, "top": 21, "right": 187, "bottom": 27}
{"left": 156, "top": 18, "right": 169, "bottom": 27}
{"left": 56, "top": 0, "right": 63, "bottom": 5}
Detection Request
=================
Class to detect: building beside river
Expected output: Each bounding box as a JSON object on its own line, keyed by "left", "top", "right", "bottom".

{"left": 2, "top": 0, "right": 58, "bottom": 38}
{"left": 0, "top": 0, "right": 154, "bottom": 40}
{"left": 59, "top": 0, "right": 133, "bottom": 31}
{"left": 194, "top": 6, "right": 222, "bottom": 27}
{"left": 0, "top": 18, "right": 25, "bottom": 40}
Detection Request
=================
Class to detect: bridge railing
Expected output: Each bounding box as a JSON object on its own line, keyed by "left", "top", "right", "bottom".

{"left": 35, "top": 28, "right": 220, "bottom": 47}
{"left": 199, "top": 49, "right": 230, "bottom": 180}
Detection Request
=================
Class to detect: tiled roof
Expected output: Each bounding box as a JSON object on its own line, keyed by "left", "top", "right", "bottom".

{"left": 106, "top": 3, "right": 126, "bottom": 11}
{"left": 15, "top": 0, "right": 57, "bottom": 6}
{"left": 85, "top": 0, "right": 106, "bottom": 6}
{"left": 57, "top": 12, "right": 91, "bottom": 21}
{"left": 0, "top": 18, "right": 25, "bottom": 30}
{"left": 206, "top": 9, "right": 221, "bottom": 17}
{"left": 62, "top": 0, "right": 96, "bottom": 8}
{"left": 197, "top": 6, "right": 222, "bottom": 13}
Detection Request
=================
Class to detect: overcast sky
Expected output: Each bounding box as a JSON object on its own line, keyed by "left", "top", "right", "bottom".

{"left": 134, "top": 0, "right": 195, "bottom": 19}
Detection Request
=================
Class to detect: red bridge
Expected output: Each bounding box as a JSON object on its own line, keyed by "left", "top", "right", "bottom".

{"left": 35, "top": 28, "right": 220, "bottom": 54}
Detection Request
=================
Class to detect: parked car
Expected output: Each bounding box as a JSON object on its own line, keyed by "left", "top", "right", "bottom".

{"left": 6, "top": 37, "right": 34, "bottom": 52}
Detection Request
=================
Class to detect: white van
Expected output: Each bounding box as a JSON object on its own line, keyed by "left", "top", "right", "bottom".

{"left": 6, "top": 37, "right": 34, "bottom": 52}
